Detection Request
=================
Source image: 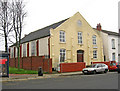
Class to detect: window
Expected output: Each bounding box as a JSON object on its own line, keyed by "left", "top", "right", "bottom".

{"left": 16, "top": 47, "right": 18, "bottom": 58}
{"left": 112, "top": 53, "right": 115, "bottom": 61}
{"left": 112, "top": 39, "right": 115, "bottom": 49}
{"left": 60, "top": 49, "right": 66, "bottom": 62}
{"left": 23, "top": 43, "right": 26, "bottom": 57}
{"left": 78, "top": 32, "right": 82, "bottom": 44}
{"left": 77, "top": 20, "right": 82, "bottom": 26}
{"left": 11, "top": 47, "right": 14, "bottom": 58}
{"left": 101, "top": 64, "right": 106, "bottom": 67}
{"left": 92, "top": 35, "right": 96, "bottom": 45}
{"left": 93, "top": 50, "right": 97, "bottom": 59}
{"left": 31, "top": 41, "right": 36, "bottom": 56}
{"left": 59, "top": 31, "right": 65, "bottom": 43}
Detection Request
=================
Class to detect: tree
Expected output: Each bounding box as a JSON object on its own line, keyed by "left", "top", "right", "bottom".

{"left": 0, "top": 0, "right": 26, "bottom": 70}
{"left": 0, "top": 0, "right": 13, "bottom": 52}
{"left": 11, "top": 0, "right": 26, "bottom": 70}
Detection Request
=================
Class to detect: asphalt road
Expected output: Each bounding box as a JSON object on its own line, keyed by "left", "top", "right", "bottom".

{"left": 2, "top": 72, "right": 119, "bottom": 89}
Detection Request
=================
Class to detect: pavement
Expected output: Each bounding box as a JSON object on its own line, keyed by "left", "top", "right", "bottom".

{"left": 0, "top": 71, "right": 83, "bottom": 82}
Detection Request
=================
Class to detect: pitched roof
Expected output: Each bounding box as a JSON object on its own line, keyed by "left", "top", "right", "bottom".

{"left": 93, "top": 28, "right": 119, "bottom": 36}
{"left": 101, "top": 30, "right": 119, "bottom": 36}
{"left": 20, "top": 18, "right": 68, "bottom": 44}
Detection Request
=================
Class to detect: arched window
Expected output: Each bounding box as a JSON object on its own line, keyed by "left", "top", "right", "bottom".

{"left": 93, "top": 50, "right": 97, "bottom": 59}
{"left": 31, "top": 41, "right": 36, "bottom": 56}
{"left": 59, "top": 31, "right": 65, "bottom": 43}
{"left": 78, "top": 32, "right": 82, "bottom": 44}
{"left": 111, "top": 39, "right": 115, "bottom": 49}
{"left": 23, "top": 43, "right": 26, "bottom": 57}
{"left": 112, "top": 53, "right": 115, "bottom": 61}
{"left": 92, "top": 35, "right": 96, "bottom": 45}
{"left": 60, "top": 49, "right": 66, "bottom": 62}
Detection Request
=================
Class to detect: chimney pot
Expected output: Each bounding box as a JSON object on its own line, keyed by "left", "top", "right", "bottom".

{"left": 96, "top": 23, "right": 101, "bottom": 31}
{"left": 24, "top": 34, "right": 27, "bottom": 37}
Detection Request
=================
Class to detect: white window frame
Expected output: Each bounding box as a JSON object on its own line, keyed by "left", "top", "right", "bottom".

{"left": 31, "top": 41, "right": 36, "bottom": 56}
{"left": 23, "top": 43, "right": 26, "bottom": 57}
{"left": 78, "top": 32, "right": 82, "bottom": 44}
{"left": 59, "top": 49, "right": 66, "bottom": 62}
{"left": 112, "top": 53, "right": 115, "bottom": 61}
{"left": 92, "top": 35, "right": 97, "bottom": 45}
{"left": 59, "top": 31, "right": 65, "bottom": 43}
{"left": 16, "top": 47, "right": 18, "bottom": 58}
{"left": 93, "top": 50, "right": 97, "bottom": 59}
{"left": 112, "top": 39, "right": 115, "bottom": 49}
{"left": 11, "top": 47, "right": 14, "bottom": 58}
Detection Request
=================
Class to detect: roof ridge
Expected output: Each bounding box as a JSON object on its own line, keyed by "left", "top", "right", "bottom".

{"left": 21, "top": 18, "right": 69, "bottom": 40}
{"left": 93, "top": 28, "right": 119, "bottom": 34}
{"left": 29, "top": 18, "right": 68, "bottom": 34}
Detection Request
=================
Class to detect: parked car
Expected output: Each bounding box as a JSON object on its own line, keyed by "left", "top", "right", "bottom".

{"left": 82, "top": 63, "right": 108, "bottom": 74}
{"left": 116, "top": 63, "right": 120, "bottom": 73}
{"left": 109, "top": 62, "right": 118, "bottom": 71}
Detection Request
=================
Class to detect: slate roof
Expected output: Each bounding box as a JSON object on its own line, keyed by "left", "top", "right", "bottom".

{"left": 101, "top": 29, "right": 119, "bottom": 36}
{"left": 11, "top": 17, "right": 119, "bottom": 47}
{"left": 20, "top": 18, "right": 68, "bottom": 44}
{"left": 93, "top": 28, "right": 119, "bottom": 36}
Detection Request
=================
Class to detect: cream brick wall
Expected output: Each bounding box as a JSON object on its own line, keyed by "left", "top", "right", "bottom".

{"left": 50, "top": 12, "right": 104, "bottom": 68}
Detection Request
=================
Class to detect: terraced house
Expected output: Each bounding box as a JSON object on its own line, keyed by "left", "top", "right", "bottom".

{"left": 100, "top": 28, "right": 119, "bottom": 62}
{"left": 118, "top": 30, "right": 120, "bottom": 62}
{"left": 9, "top": 12, "right": 104, "bottom": 70}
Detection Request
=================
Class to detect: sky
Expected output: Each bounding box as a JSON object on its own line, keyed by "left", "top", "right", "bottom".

{"left": 0, "top": 0, "right": 120, "bottom": 51}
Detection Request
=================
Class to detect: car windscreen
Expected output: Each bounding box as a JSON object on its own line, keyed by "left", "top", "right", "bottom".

{"left": 87, "top": 64, "right": 96, "bottom": 68}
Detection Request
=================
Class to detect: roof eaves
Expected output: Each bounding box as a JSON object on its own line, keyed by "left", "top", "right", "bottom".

{"left": 93, "top": 28, "right": 119, "bottom": 36}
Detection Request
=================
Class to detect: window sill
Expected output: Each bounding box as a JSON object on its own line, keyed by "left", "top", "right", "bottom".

{"left": 112, "top": 48, "right": 116, "bottom": 49}
{"left": 93, "top": 46, "right": 98, "bottom": 49}
{"left": 93, "top": 45, "right": 97, "bottom": 48}
{"left": 59, "top": 62, "right": 65, "bottom": 64}
{"left": 59, "top": 42, "right": 66, "bottom": 44}
{"left": 92, "top": 58, "right": 98, "bottom": 60}
{"left": 78, "top": 43, "right": 83, "bottom": 46}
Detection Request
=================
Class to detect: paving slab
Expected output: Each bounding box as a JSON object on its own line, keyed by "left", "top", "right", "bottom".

{"left": 0, "top": 71, "right": 83, "bottom": 82}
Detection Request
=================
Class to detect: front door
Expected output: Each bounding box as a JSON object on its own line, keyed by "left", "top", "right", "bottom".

{"left": 77, "top": 50, "right": 84, "bottom": 62}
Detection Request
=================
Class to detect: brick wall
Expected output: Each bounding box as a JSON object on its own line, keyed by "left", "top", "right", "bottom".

{"left": 43, "top": 59, "right": 52, "bottom": 73}
{"left": 58, "top": 62, "right": 86, "bottom": 73}
{"left": 9, "top": 58, "right": 15, "bottom": 67}
{"left": 22, "top": 57, "right": 31, "bottom": 70}
{"left": 31, "top": 56, "right": 43, "bottom": 70}
{"left": 9, "top": 56, "right": 52, "bottom": 73}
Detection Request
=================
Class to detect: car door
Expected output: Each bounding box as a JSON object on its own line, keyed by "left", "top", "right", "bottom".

{"left": 100, "top": 64, "right": 105, "bottom": 72}
{"left": 102, "top": 64, "right": 108, "bottom": 71}
{"left": 96, "top": 64, "right": 101, "bottom": 72}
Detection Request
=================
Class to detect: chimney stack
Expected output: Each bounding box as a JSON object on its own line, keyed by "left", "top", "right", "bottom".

{"left": 24, "top": 34, "right": 27, "bottom": 37}
{"left": 96, "top": 23, "right": 102, "bottom": 31}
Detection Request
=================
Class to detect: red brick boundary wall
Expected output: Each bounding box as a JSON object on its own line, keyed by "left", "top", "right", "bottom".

{"left": 91, "top": 61, "right": 111, "bottom": 69}
{"left": 9, "top": 56, "right": 52, "bottom": 73}
{"left": 58, "top": 62, "right": 86, "bottom": 73}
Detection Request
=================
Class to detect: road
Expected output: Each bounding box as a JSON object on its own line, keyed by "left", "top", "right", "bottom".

{"left": 2, "top": 72, "right": 119, "bottom": 89}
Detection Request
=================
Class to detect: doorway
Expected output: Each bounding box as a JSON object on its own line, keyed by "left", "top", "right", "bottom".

{"left": 77, "top": 50, "right": 84, "bottom": 62}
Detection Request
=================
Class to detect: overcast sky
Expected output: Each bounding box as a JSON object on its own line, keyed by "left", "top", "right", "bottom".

{"left": 0, "top": 0, "right": 120, "bottom": 51}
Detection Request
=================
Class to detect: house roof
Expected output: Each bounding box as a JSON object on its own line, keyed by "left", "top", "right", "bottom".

{"left": 20, "top": 18, "right": 68, "bottom": 44}
{"left": 93, "top": 28, "right": 119, "bottom": 36}
{"left": 101, "top": 29, "right": 119, "bottom": 36}
{"left": 10, "top": 16, "right": 119, "bottom": 47}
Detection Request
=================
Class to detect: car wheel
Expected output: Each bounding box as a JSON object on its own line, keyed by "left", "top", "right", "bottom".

{"left": 93, "top": 70, "right": 96, "bottom": 74}
{"left": 104, "top": 69, "right": 108, "bottom": 73}
{"left": 83, "top": 72, "right": 87, "bottom": 75}
{"left": 118, "top": 70, "right": 120, "bottom": 73}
